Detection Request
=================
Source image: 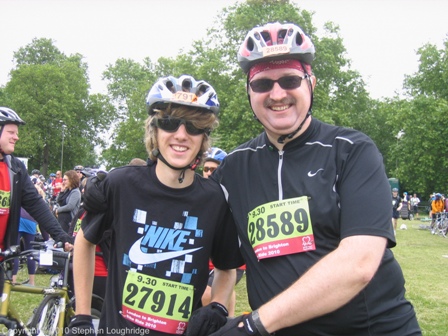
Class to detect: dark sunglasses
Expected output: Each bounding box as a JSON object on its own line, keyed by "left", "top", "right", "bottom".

{"left": 249, "top": 75, "right": 307, "bottom": 93}
{"left": 153, "top": 118, "right": 210, "bottom": 136}
{"left": 203, "top": 166, "right": 216, "bottom": 173}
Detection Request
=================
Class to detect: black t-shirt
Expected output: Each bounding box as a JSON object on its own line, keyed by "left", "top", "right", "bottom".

{"left": 213, "top": 118, "right": 420, "bottom": 335}
{"left": 392, "top": 196, "right": 402, "bottom": 210}
{"left": 82, "top": 163, "right": 243, "bottom": 335}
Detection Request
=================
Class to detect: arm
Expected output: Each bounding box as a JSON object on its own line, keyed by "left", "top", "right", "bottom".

{"left": 57, "top": 189, "right": 81, "bottom": 213}
{"left": 258, "top": 235, "right": 387, "bottom": 333}
{"left": 72, "top": 227, "right": 96, "bottom": 315}
{"left": 210, "top": 268, "right": 236, "bottom": 309}
{"left": 21, "top": 175, "right": 72, "bottom": 244}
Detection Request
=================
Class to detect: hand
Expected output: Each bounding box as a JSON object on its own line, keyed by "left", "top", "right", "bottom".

{"left": 209, "top": 311, "right": 271, "bottom": 336}
{"left": 66, "top": 314, "right": 96, "bottom": 336}
{"left": 54, "top": 233, "right": 75, "bottom": 250}
{"left": 186, "top": 302, "right": 228, "bottom": 336}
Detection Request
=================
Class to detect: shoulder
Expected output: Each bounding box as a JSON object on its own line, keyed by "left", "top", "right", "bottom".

{"left": 106, "top": 164, "right": 148, "bottom": 185}
{"left": 316, "top": 120, "right": 374, "bottom": 147}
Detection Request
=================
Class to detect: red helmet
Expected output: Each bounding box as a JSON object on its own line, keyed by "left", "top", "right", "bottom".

{"left": 237, "top": 22, "right": 315, "bottom": 74}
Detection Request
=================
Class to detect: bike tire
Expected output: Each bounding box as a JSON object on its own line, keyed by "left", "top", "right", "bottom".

{"left": 28, "top": 295, "right": 65, "bottom": 336}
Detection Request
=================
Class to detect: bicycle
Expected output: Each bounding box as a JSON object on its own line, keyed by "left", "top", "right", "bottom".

{"left": 431, "top": 212, "right": 448, "bottom": 238}
{"left": 0, "top": 243, "right": 73, "bottom": 336}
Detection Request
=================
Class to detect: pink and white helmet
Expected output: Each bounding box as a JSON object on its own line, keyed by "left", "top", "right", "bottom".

{"left": 237, "top": 22, "right": 315, "bottom": 74}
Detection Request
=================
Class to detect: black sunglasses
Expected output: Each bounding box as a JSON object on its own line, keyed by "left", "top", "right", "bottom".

{"left": 203, "top": 166, "right": 216, "bottom": 173}
{"left": 249, "top": 75, "right": 307, "bottom": 93}
{"left": 153, "top": 118, "right": 210, "bottom": 136}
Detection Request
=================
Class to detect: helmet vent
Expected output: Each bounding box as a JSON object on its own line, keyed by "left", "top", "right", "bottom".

{"left": 182, "top": 79, "right": 192, "bottom": 91}
{"left": 166, "top": 81, "right": 175, "bottom": 93}
{"left": 295, "top": 33, "right": 303, "bottom": 46}
{"left": 260, "top": 32, "right": 271, "bottom": 45}
{"left": 247, "top": 37, "right": 255, "bottom": 51}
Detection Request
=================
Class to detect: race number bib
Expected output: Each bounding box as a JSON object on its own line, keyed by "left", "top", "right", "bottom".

{"left": 172, "top": 91, "right": 197, "bottom": 103}
{"left": 0, "top": 190, "right": 10, "bottom": 215}
{"left": 122, "top": 271, "right": 193, "bottom": 334}
{"left": 247, "top": 196, "right": 315, "bottom": 260}
{"left": 262, "top": 44, "right": 290, "bottom": 57}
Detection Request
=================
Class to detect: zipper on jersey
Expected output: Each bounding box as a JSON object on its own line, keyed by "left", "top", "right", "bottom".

{"left": 278, "top": 150, "right": 284, "bottom": 200}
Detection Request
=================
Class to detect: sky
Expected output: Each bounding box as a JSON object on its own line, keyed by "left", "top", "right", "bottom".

{"left": 1, "top": 0, "right": 447, "bottom": 100}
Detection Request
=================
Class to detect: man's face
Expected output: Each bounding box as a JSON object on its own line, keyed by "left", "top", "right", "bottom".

{"left": 0, "top": 124, "right": 19, "bottom": 155}
{"left": 56, "top": 171, "right": 62, "bottom": 179}
{"left": 249, "top": 67, "right": 315, "bottom": 142}
{"left": 202, "top": 161, "right": 219, "bottom": 178}
{"left": 157, "top": 122, "right": 204, "bottom": 170}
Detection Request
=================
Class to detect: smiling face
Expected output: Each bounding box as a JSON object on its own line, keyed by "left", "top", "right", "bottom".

{"left": 156, "top": 123, "right": 204, "bottom": 170}
{"left": 249, "top": 67, "right": 315, "bottom": 145}
{"left": 0, "top": 124, "right": 19, "bottom": 157}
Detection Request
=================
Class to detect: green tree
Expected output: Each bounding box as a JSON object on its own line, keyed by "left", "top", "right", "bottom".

{"left": 2, "top": 38, "right": 114, "bottom": 175}
{"left": 99, "top": 0, "right": 376, "bottom": 165}
{"left": 101, "top": 58, "right": 157, "bottom": 168}
{"left": 382, "top": 38, "right": 448, "bottom": 197}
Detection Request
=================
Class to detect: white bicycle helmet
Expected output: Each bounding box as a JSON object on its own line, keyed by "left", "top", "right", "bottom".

{"left": 0, "top": 107, "right": 26, "bottom": 126}
{"left": 146, "top": 75, "right": 220, "bottom": 115}
{"left": 237, "top": 22, "right": 315, "bottom": 74}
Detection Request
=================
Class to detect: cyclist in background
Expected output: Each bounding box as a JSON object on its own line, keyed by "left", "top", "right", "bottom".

{"left": 0, "top": 107, "right": 72, "bottom": 292}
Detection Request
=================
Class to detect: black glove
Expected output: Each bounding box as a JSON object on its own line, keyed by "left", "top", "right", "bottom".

{"left": 66, "top": 314, "right": 96, "bottom": 336}
{"left": 54, "top": 233, "right": 74, "bottom": 247}
{"left": 186, "top": 302, "right": 228, "bottom": 336}
{"left": 209, "top": 311, "right": 271, "bottom": 336}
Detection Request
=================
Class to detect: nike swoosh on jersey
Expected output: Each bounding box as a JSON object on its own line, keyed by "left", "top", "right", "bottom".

{"left": 128, "top": 237, "right": 203, "bottom": 264}
{"left": 307, "top": 168, "right": 324, "bottom": 177}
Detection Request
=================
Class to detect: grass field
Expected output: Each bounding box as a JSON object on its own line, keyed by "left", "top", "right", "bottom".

{"left": 8, "top": 218, "right": 448, "bottom": 335}
{"left": 234, "top": 218, "right": 448, "bottom": 335}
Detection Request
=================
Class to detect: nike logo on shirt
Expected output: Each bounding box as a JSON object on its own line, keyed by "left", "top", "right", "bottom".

{"left": 308, "top": 168, "right": 324, "bottom": 177}
{"left": 128, "top": 237, "right": 203, "bottom": 264}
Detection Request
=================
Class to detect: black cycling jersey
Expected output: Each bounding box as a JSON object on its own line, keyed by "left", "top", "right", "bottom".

{"left": 213, "top": 118, "right": 420, "bottom": 335}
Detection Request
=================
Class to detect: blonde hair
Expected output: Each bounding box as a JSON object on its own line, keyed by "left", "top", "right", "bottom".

{"left": 145, "top": 105, "right": 218, "bottom": 165}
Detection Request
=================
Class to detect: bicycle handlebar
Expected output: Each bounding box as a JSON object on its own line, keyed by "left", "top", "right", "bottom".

{"left": 0, "top": 244, "right": 71, "bottom": 263}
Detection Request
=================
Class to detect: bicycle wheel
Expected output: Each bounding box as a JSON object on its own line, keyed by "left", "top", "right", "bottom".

{"left": 28, "top": 295, "right": 64, "bottom": 336}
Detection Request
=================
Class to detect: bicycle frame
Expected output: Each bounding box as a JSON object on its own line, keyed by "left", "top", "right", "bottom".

{"left": 0, "top": 246, "right": 74, "bottom": 336}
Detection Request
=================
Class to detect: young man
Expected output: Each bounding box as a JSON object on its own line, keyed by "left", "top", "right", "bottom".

{"left": 0, "top": 107, "right": 72, "bottom": 259}
{"left": 209, "top": 22, "right": 421, "bottom": 335}
{"left": 68, "top": 76, "right": 244, "bottom": 336}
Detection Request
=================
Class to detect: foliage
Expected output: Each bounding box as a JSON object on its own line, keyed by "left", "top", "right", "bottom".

{"left": 1, "top": 1, "right": 447, "bottom": 199}
{"left": 2, "top": 38, "right": 114, "bottom": 175}
{"left": 386, "top": 39, "right": 448, "bottom": 197}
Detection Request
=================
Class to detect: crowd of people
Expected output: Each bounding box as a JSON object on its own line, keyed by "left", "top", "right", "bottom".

{"left": 3, "top": 20, "right": 422, "bottom": 336}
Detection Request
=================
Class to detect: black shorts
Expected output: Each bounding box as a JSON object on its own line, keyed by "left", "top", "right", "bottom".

{"left": 392, "top": 209, "right": 400, "bottom": 219}
{"left": 207, "top": 268, "right": 245, "bottom": 287}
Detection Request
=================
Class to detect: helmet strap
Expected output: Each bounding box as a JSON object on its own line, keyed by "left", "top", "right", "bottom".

{"left": 277, "top": 112, "right": 310, "bottom": 144}
{"left": 152, "top": 149, "right": 201, "bottom": 184}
